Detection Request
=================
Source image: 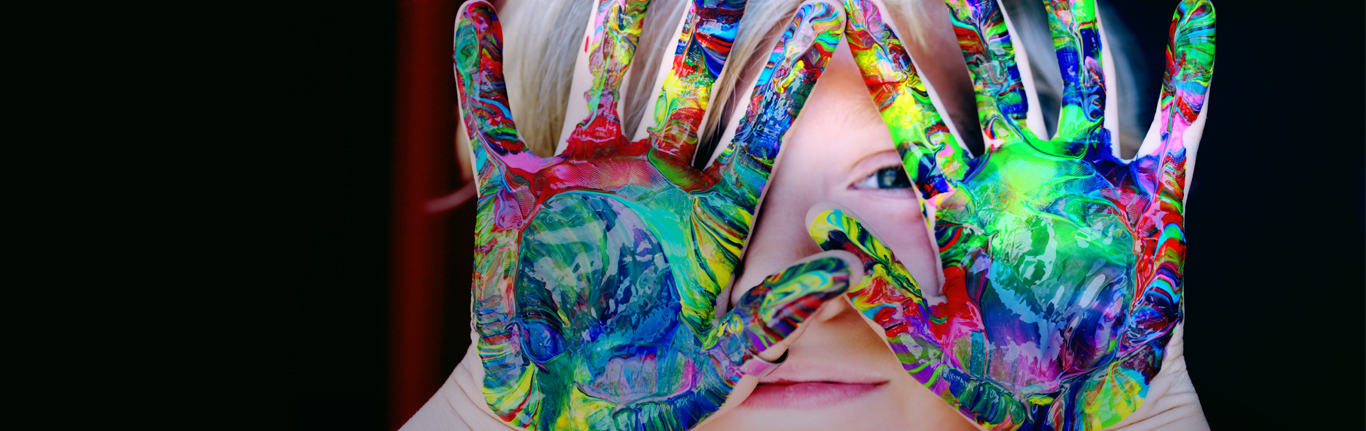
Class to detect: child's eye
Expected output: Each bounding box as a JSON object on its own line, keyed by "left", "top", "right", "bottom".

{"left": 853, "top": 166, "right": 913, "bottom": 190}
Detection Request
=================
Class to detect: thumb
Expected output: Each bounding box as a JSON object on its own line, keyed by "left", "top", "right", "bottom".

{"left": 805, "top": 204, "right": 927, "bottom": 300}
{"left": 802, "top": 205, "right": 961, "bottom": 401}
{"left": 713, "top": 252, "right": 858, "bottom": 368}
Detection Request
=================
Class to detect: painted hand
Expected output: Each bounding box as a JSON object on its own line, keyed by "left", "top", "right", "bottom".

{"left": 808, "top": 0, "right": 1215, "bottom": 429}
{"left": 454, "top": 1, "right": 851, "bottom": 429}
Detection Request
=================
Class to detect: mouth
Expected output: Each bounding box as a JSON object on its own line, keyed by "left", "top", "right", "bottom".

{"left": 740, "top": 379, "right": 888, "bottom": 409}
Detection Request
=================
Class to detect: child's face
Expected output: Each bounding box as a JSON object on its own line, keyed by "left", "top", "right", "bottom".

{"left": 699, "top": 42, "right": 976, "bottom": 431}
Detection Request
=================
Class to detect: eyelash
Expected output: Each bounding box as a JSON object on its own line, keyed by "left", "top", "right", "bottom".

{"left": 853, "top": 165, "right": 913, "bottom": 190}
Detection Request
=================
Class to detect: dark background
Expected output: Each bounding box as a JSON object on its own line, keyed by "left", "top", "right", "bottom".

{"left": 283, "top": 0, "right": 1365, "bottom": 429}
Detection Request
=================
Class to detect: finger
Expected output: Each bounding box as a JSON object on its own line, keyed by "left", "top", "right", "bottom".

{"left": 454, "top": 1, "right": 530, "bottom": 181}
{"left": 1173, "top": 91, "right": 1209, "bottom": 204}
{"left": 1047, "top": 0, "right": 1108, "bottom": 147}
{"left": 803, "top": 205, "right": 968, "bottom": 401}
{"left": 668, "top": 2, "right": 841, "bottom": 325}
{"left": 1096, "top": 9, "right": 1121, "bottom": 158}
{"left": 634, "top": 0, "right": 747, "bottom": 183}
{"left": 1110, "top": 0, "right": 1213, "bottom": 392}
{"left": 714, "top": 252, "right": 855, "bottom": 365}
{"left": 943, "top": 0, "right": 1037, "bottom": 150}
{"left": 999, "top": 0, "right": 1049, "bottom": 140}
{"left": 804, "top": 205, "right": 926, "bottom": 300}
{"left": 1096, "top": 9, "right": 1213, "bottom": 425}
{"left": 1136, "top": 0, "right": 1215, "bottom": 197}
{"left": 847, "top": 0, "right": 969, "bottom": 198}
{"left": 703, "top": 0, "right": 843, "bottom": 197}
{"left": 555, "top": 0, "right": 653, "bottom": 157}
{"left": 454, "top": 119, "right": 475, "bottom": 184}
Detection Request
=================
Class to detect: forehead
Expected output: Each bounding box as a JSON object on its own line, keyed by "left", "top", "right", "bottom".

{"left": 795, "top": 43, "right": 894, "bottom": 151}
{"left": 812, "top": 43, "right": 887, "bottom": 127}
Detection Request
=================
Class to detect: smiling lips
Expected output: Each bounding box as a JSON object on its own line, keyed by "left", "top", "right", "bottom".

{"left": 742, "top": 379, "right": 888, "bottom": 409}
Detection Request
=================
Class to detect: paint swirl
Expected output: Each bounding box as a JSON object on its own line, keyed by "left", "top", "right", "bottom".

{"left": 454, "top": 1, "right": 848, "bottom": 429}
{"left": 818, "top": 0, "right": 1215, "bottom": 429}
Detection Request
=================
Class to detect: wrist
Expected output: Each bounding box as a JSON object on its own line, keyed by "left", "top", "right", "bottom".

{"left": 399, "top": 342, "right": 517, "bottom": 431}
{"left": 1102, "top": 364, "right": 1208, "bottom": 431}
{"left": 450, "top": 343, "right": 519, "bottom": 431}
{"left": 1103, "top": 324, "right": 1208, "bottom": 431}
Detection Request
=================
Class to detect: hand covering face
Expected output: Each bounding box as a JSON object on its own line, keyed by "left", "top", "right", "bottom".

{"left": 808, "top": 0, "right": 1215, "bottom": 429}
{"left": 454, "top": 1, "right": 855, "bottom": 429}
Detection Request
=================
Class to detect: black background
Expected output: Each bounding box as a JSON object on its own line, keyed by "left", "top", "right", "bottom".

{"left": 32, "top": 0, "right": 1344, "bottom": 428}
{"left": 283, "top": 0, "right": 1365, "bottom": 429}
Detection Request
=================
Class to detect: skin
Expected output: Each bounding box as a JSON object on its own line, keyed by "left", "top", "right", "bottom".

{"left": 450, "top": 1, "right": 862, "bottom": 430}
{"left": 695, "top": 39, "right": 979, "bottom": 431}
{"left": 403, "top": 0, "right": 1212, "bottom": 430}
{"left": 796, "top": 0, "right": 1213, "bottom": 429}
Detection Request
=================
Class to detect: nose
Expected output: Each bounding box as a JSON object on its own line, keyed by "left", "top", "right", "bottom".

{"left": 781, "top": 287, "right": 893, "bottom": 364}
{"left": 812, "top": 293, "right": 856, "bottom": 323}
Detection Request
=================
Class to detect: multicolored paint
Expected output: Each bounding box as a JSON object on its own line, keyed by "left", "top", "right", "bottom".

{"left": 844, "top": 0, "right": 966, "bottom": 199}
{"left": 818, "top": 0, "right": 1216, "bottom": 429}
{"left": 948, "top": 0, "right": 1030, "bottom": 145}
{"left": 453, "top": 1, "right": 847, "bottom": 429}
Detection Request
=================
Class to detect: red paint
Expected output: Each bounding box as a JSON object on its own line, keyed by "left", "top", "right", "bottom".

{"left": 930, "top": 266, "right": 984, "bottom": 345}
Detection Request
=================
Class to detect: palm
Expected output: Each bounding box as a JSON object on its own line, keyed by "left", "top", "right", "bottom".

{"left": 810, "top": 0, "right": 1214, "bottom": 429}
{"left": 454, "top": 1, "right": 848, "bottom": 430}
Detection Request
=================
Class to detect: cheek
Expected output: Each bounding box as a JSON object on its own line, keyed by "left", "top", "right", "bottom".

{"left": 842, "top": 195, "right": 942, "bottom": 289}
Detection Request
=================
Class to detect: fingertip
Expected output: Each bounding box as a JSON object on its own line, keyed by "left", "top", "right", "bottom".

{"left": 727, "top": 0, "right": 847, "bottom": 158}
{"left": 748, "top": 252, "right": 860, "bottom": 363}
{"left": 765, "top": 253, "right": 855, "bottom": 298}
{"left": 1185, "top": 0, "right": 1216, "bottom": 17}
{"left": 801, "top": 0, "right": 847, "bottom": 23}
{"left": 454, "top": 0, "right": 501, "bottom": 74}
{"left": 806, "top": 202, "right": 874, "bottom": 251}
{"left": 800, "top": 250, "right": 866, "bottom": 288}
{"left": 802, "top": 202, "right": 853, "bottom": 232}
{"left": 457, "top": 0, "right": 497, "bottom": 27}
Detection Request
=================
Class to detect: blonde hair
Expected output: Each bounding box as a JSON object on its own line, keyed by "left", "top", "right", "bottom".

{"left": 500, "top": 0, "right": 822, "bottom": 158}
{"left": 497, "top": 0, "right": 1144, "bottom": 159}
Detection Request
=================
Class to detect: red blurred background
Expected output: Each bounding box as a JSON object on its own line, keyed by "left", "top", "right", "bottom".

{"left": 289, "top": 0, "right": 478, "bottom": 429}
{"left": 387, "top": 0, "right": 479, "bottom": 428}
{"left": 386, "top": 0, "right": 477, "bottom": 428}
